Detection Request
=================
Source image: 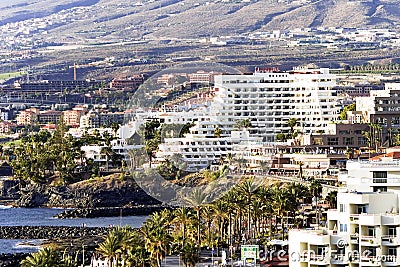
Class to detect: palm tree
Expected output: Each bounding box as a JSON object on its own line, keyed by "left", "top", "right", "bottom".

{"left": 237, "top": 177, "right": 260, "bottom": 240}
{"left": 201, "top": 204, "right": 215, "bottom": 248}
{"left": 271, "top": 184, "right": 289, "bottom": 239}
{"left": 309, "top": 179, "right": 323, "bottom": 227}
{"left": 110, "top": 122, "right": 120, "bottom": 137}
{"left": 220, "top": 189, "right": 239, "bottom": 246}
{"left": 21, "top": 248, "right": 59, "bottom": 267}
{"left": 256, "top": 185, "right": 274, "bottom": 238}
{"left": 97, "top": 229, "right": 123, "bottom": 267}
{"left": 287, "top": 118, "right": 298, "bottom": 138}
{"left": 180, "top": 240, "right": 200, "bottom": 267}
{"left": 140, "top": 211, "right": 173, "bottom": 267}
{"left": 213, "top": 126, "right": 222, "bottom": 138}
{"left": 173, "top": 207, "right": 194, "bottom": 248}
{"left": 298, "top": 161, "right": 304, "bottom": 180}
{"left": 211, "top": 199, "right": 229, "bottom": 248}
{"left": 325, "top": 190, "right": 338, "bottom": 209}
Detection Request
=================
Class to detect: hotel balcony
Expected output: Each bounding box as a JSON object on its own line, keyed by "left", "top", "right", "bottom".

{"left": 359, "top": 236, "right": 380, "bottom": 246}
{"left": 360, "top": 257, "right": 382, "bottom": 267}
{"left": 330, "top": 235, "right": 346, "bottom": 245}
{"left": 309, "top": 255, "right": 330, "bottom": 265}
{"left": 358, "top": 214, "right": 381, "bottom": 226}
{"left": 381, "top": 214, "right": 400, "bottom": 225}
{"left": 350, "top": 214, "right": 360, "bottom": 223}
{"left": 330, "top": 254, "right": 350, "bottom": 265}
{"left": 350, "top": 234, "right": 359, "bottom": 244}
{"left": 307, "top": 233, "right": 331, "bottom": 245}
{"left": 381, "top": 235, "right": 400, "bottom": 246}
{"left": 382, "top": 257, "right": 400, "bottom": 266}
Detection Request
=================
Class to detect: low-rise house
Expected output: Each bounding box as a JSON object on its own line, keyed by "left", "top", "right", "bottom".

{"left": 0, "top": 121, "right": 16, "bottom": 134}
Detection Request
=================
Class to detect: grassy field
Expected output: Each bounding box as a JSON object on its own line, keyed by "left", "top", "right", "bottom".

{"left": 0, "top": 71, "right": 27, "bottom": 80}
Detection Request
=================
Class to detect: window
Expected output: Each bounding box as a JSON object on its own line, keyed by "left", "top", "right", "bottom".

{"left": 368, "top": 227, "right": 375, "bottom": 237}
{"left": 343, "top": 137, "right": 354, "bottom": 145}
{"left": 373, "top": 171, "right": 387, "bottom": 183}
{"left": 314, "top": 137, "right": 323, "bottom": 145}
{"left": 339, "top": 224, "right": 347, "bottom": 232}
{"left": 317, "top": 246, "right": 327, "bottom": 256}
{"left": 328, "top": 137, "right": 338, "bottom": 145}
{"left": 373, "top": 171, "right": 387, "bottom": 178}
{"left": 373, "top": 186, "right": 387, "bottom": 192}
{"left": 388, "top": 247, "right": 396, "bottom": 256}
{"left": 339, "top": 204, "right": 346, "bottom": 212}
{"left": 358, "top": 136, "right": 367, "bottom": 146}
{"left": 388, "top": 227, "right": 397, "bottom": 236}
{"left": 358, "top": 205, "right": 367, "bottom": 214}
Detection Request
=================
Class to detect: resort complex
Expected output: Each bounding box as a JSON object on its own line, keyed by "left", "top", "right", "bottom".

{"left": 3, "top": 64, "right": 400, "bottom": 267}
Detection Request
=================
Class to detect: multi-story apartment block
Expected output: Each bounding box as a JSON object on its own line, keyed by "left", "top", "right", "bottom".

{"left": 289, "top": 151, "right": 400, "bottom": 267}
{"left": 37, "top": 110, "right": 62, "bottom": 125}
{"left": 335, "top": 84, "right": 382, "bottom": 97}
{"left": 80, "top": 110, "right": 126, "bottom": 129}
{"left": 0, "top": 108, "right": 10, "bottom": 121}
{"left": 63, "top": 106, "right": 87, "bottom": 128}
{"left": 155, "top": 119, "right": 234, "bottom": 172}
{"left": 156, "top": 74, "right": 175, "bottom": 86}
{"left": 301, "top": 123, "right": 369, "bottom": 149}
{"left": 357, "top": 83, "right": 400, "bottom": 128}
{"left": 15, "top": 79, "right": 102, "bottom": 93}
{"left": 16, "top": 108, "right": 39, "bottom": 125}
{"left": 212, "top": 67, "right": 339, "bottom": 142}
{"left": 0, "top": 121, "right": 15, "bottom": 134}
{"left": 109, "top": 75, "right": 145, "bottom": 91}
{"left": 188, "top": 71, "right": 218, "bottom": 84}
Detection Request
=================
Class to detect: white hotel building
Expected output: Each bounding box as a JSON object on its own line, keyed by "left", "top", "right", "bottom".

{"left": 289, "top": 152, "right": 400, "bottom": 267}
{"left": 211, "top": 67, "right": 339, "bottom": 142}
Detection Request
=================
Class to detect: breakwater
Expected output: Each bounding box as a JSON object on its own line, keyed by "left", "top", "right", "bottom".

{"left": 0, "top": 226, "right": 110, "bottom": 267}
{"left": 0, "top": 226, "right": 108, "bottom": 239}
{"left": 54, "top": 205, "right": 169, "bottom": 218}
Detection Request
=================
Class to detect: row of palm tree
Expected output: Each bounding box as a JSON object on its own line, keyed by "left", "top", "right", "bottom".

{"left": 94, "top": 177, "right": 331, "bottom": 267}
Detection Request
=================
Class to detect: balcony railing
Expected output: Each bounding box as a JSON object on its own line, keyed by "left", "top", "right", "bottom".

{"left": 360, "top": 236, "right": 379, "bottom": 245}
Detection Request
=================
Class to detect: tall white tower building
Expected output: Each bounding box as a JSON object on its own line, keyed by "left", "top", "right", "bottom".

{"left": 212, "top": 67, "right": 339, "bottom": 142}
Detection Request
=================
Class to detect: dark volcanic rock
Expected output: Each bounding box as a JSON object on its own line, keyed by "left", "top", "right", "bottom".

{"left": 0, "top": 253, "right": 29, "bottom": 267}
{"left": 0, "top": 226, "right": 111, "bottom": 267}
{"left": 54, "top": 205, "right": 169, "bottom": 219}
{"left": 15, "top": 184, "right": 48, "bottom": 208}
{"left": 0, "top": 226, "right": 108, "bottom": 240}
{"left": 13, "top": 176, "right": 161, "bottom": 209}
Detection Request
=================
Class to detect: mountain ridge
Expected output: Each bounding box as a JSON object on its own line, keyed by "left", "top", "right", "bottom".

{"left": 0, "top": 0, "right": 399, "bottom": 42}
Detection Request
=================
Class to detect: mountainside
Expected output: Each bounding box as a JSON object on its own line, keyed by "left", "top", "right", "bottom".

{"left": 0, "top": 0, "right": 400, "bottom": 41}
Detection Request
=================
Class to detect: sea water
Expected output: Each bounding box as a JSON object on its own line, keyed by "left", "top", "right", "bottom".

{"left": 0, "top": 206, "right": 147, "bottom": 253}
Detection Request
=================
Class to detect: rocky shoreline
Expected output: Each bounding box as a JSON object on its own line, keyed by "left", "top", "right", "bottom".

{"left": 53, "top": 205, "right": 169, "bottom": 218}
{"left": 0, "top": 253, "right": 29, "bottom": 267}
{"left": 0, "top": 226, "right": 109, "bottom": 240}
{"left": 0, "top": 226, "right": 111, "bottom": 267}
{"left": 9, "top": 176, "right": 161, "bottom": 209}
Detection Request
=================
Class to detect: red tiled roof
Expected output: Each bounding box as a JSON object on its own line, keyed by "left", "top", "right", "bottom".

{"left": 370, "top": 152, "right": 400, "bottom": 161}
